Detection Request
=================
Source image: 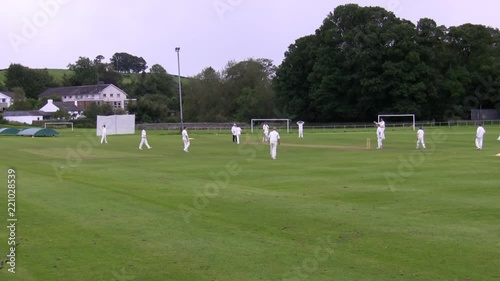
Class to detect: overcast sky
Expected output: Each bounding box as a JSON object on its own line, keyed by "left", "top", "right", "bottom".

{"left": 1, "top": 0, "right": 500, "bottom": 77}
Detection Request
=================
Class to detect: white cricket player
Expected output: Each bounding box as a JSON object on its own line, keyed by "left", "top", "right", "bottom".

{"left": 231, "top": 123, "right": 237, "bottom": 143}
{"left": 475, "top": 123, "right": 486, "bottom": 150}
{"left": 416, "top": 127, "right": 426, "bottom": 149}
{"left": 374, "top": 118, "right": 385, "bottom": 149}
{"left": 268, "top": 127, "right": 280, "bottom": 160}
{"left": 101, "top": 125, "right": 108, "bottom": 144}
{"left": 139, "top": 129, "right": 151, "bottom": 150}
{"left": 235, "top": 125, "right": 242, "bottom": 144}
{"left": 262, "top": 123, "right": 269, "bottom": 142}
{"left": 182, "top": 127, "right": 190, "bottom": 152}
{"left": 297, "top": 121, "right": 304, "bottom": 138}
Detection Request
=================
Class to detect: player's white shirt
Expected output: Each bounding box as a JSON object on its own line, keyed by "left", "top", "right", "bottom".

{"left": 263, "top": 124, "right": 269, "bottom": 133}
{"left": 417, "top": 129, "right": 424, "bottom": 139}
{"left": 235, "top": 127, "right": 242, "bottom": 135}
{"left": 231, "top": 125, "right": 237, "bottom": 135}
{"left": 141, "top": 129, "right": 147, "bottom": 138}
{"left": 297, "top": 121, "right": 304, "bottom": 129}
{"left": 378, "top": 121, "right": 385, "bottom": 129}
{"left": 182, "top": 129, "right": 189, "bottom": 140}
{"left": 102, "top": 126, "right": 107, "bottom": 135}
{"left": 476, "top": 126, "right": 486, "bottom": 138}
{"left": 269, "top": 130, "right": 280, "bottom": 143}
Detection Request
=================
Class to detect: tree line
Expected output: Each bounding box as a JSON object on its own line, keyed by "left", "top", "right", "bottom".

{"left": 274, "top": 4, "right": 500, "bottom": 122}
{"left": 2, "top": 4, "right": 500, "bottom": 123}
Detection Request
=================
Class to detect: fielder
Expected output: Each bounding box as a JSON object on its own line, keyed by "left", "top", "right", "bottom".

{"left": 373, "top": 118, "right": 385, "bottom": 149}
{"left": 231, "top": 123, "right": 237, "bottom": 143}
{"left": 262, "top": 123, "right": 269, "bottom": 142}
{"left": 297, "top": 121, "right": 304, "bottom": 138}
{"left": 100, "top": 125, "right": 108, "bottom": 144}
{"left": 139, "top": 129, "right": 152, "bottom": 150}
{"left": 268, "top": 127, "right": 280, "bottom": 160}
{"left": 235, "top": 125, "right": 242, "bottom": 144}
{"left": 416, "top": 127, "right": 426, "bottom": 149}
{"left": 182, "top": 127, "right": 190, "bottom": 152}
{"left": 475, "top": 123, "right": 486, "bottom": 150}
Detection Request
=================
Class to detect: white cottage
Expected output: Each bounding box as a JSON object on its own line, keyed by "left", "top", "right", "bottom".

{"left": 0, "top": 92, "right": 15, "bottom": 111}
{"left": 39, "top": 99, "right": 83, "bottom": 119}
{"left": 2, "top": 111, "right": 50, "bottom": 125}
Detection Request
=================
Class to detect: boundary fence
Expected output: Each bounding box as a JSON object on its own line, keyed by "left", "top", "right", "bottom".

{"left": 136, "top": 120, "right": 500, "bottom": 134}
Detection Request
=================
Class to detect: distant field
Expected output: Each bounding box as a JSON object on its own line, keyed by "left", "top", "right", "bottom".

{"left": 0, "top": 69, "right": 187, "bottom": 86}
{"left": 0, "top": 126, "right": 499, "bottom": 280}
{"left": 0, "top": 69, "right": 71, "bottom": 85}
{"left": 0, "top": 70, "right": 5, "bottom": 84}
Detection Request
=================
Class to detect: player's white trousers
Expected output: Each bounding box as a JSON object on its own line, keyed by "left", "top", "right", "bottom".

{"left": 270, "top": 142, "right": 278, "bottom": 159}
{"left": 101, "top": 135, "right": 107, "bottom": 144}
{"left": 475, "top": 137, "right": 483, "bottom": 149}
{"left": 377, "top": 137, "right": 383, "bottom": 149}
{"left": 139, "top": 138, "right": 151, "bottom": 149}
{"left": 183, "top": 139, "right": 190, "bottom": 151}
{"left": 416, "top": 138, "right": 425, "bottom": 149}
{"left": 298, "top": 129, "right": 303, "bottom": 138}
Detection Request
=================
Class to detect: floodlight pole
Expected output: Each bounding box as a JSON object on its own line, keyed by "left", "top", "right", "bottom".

{"left": 175, "top": 47, "right": 184, "bottom": 132}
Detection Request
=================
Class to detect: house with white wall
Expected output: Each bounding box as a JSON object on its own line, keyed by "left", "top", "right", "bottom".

{"left": 0, "top": 92, "right": 15, "bottom": 111}
{"left": 2, "top": 111, "right": 50, "bottom": 125}
{"left": 39, "top": 99, "right": 83, "bottom": 119}
{"left": 38, "top": 84, "right": 132, "bottom": 110}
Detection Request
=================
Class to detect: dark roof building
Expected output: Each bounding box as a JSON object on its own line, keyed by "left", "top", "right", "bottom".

{"left": 2, "top": 110, "right": 50, "bottom": 117}
{"left": 38, "top": 84, "right": 111, "bottom": 98}
{"left": 37, "top": 84, "right": 130, "bottom": 110}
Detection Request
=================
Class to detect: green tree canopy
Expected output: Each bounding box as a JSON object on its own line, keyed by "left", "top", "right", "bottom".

{"left": 273, "top": 4, "right": 500, "bottom": 122}
{"left": 5, "top": 64, "right": 57, "bottom": 99}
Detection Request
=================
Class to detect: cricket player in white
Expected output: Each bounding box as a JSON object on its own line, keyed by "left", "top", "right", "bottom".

{"left": 231, "top": 124, "right": 237, "bottom": 142}
{"left": 182, "top": 127, "right": 190, "bottom": 152}
{"left": 416, "top": 127, "right": 426, "bottom": 149}
{"left": 268, "top": 127, "right": 280, "bottom": 159}
{"left": 100, "top": 125, "right": 108, "bottom": 144}
{"left": 374, "top": 119, "right": 385, "bottom": 149}
{"left": 235, "top": 125, "right": 242, "bottom": 144}
{"left": 139, "top": 129, "right": 151, "bottom": 150}
{"left": 262, "top": 123, "right": 269, "bottom": 142}
{"left": 475, "top": 123, "right": 486, "bottom": 150}
{"left": 297, "top": 121, "right": 304, "bottom": 138}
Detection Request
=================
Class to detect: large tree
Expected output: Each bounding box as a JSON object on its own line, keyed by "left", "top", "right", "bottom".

{"left": 5, "top": 64, "right": 57, "bottom": 99}
{"left": 64, "top": 55, "right": 123, "bottom": 86}
{"left": 273, "top": 4, "right": 500, "bottom": 122}
{"left": 111, "top": 52, "right": 148, "bottom": 73}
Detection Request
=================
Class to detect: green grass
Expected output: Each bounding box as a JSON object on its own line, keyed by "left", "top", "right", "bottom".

{"left": 0, "top": 126, "right": 499, "bottom": 280}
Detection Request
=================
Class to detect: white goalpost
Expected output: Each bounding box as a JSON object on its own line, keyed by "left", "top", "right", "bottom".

{"left": 251, "top": 119, "right": 291, "bottom": 133}
{"left": 44, "top": 122, "right": 74, "bottom": 132}
{"left": 378, "top": 114, "right": 416, "bottom": 130}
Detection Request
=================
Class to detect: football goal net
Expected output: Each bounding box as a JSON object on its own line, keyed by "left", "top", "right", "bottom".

{"left": 44, "top": 122, "right": 74, "bottom": 132}
{"left": 378, "top": 114, "right": 415, "bottom": 130}
{"left": 251, "top": 119, "right": 291, "bottom": 133}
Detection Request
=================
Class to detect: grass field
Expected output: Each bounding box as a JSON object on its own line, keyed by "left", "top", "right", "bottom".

{"left": 0, "top": 126, "right": 499, "bottom": 281}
